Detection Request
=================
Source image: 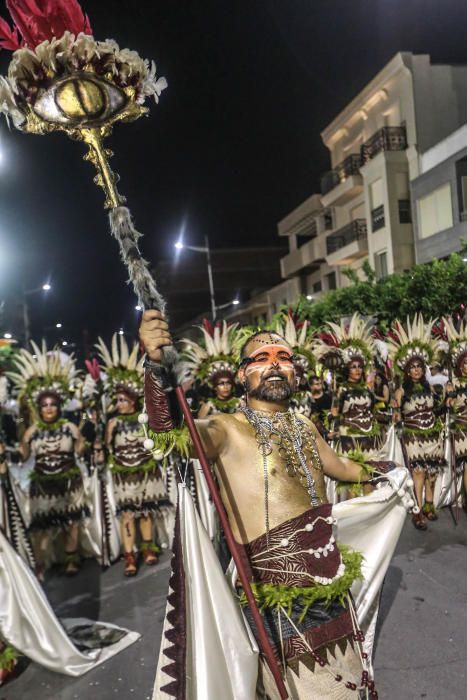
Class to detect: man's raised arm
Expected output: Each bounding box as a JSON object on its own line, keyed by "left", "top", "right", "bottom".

{"left": 139, "top": 310, "right": 225, "bottom": 459}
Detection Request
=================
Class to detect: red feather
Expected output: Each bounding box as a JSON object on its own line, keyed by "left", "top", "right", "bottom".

{"left": 201, "top": 318, "right": 214, "bottom": 337}
{"left": 1, "top": 0, "right": 92, "bottom": 51}
{"left": 85, "top": 358, "right": 100, "bottom": 381}
{"left": 0, "top": 16, "right": 21, "bottom": 50}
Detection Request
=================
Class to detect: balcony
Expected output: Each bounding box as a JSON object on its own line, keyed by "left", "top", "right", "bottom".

{"left": 321, "top": 154, "right": 363, "bottom": 208}
{"left": 326, "top": 219, "right": 368, "bottom": 266}
{"left": 280, "top": 236, "right": 327, "bottom": 278}
{"left": 361, "top": 126, "right": 407, "bottom": 163}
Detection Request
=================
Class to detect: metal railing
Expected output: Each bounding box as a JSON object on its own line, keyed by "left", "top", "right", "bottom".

{"left": 326, "top": 219, "right": 367, "bottom": 255}
{"left": 361, "top": 126, "right": 407, "bottom": 163}
{"left": 320, "top": 154, "right": 362, "bottom": 195}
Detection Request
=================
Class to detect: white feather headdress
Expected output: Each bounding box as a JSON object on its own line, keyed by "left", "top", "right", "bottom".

{"left": 181, "top": 320, "right": 244, "bottom": 385}
{"left": 8, "top": 340, "right": 78, "bottom": 405}
{"left": 95, "top": 334, "right": 144, "bottom": 398}
{"left": 274, "top": 315, "right": 315, "bottom": 376}
{"left": 312, "top": 313, "right": 374, "bottom": 368}
{"left": 443, "top": 316, "right": 467, "bottom": 375}
{"left": 387, "top": 314, "right": 441, "bottom": 374}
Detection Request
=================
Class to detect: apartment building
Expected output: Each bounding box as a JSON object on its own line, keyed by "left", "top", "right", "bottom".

{"left": 411, "top": 124, "right": 467, "bottom": 263}
{"left": 278, "top": 52, "right": 467, "bottom": 300}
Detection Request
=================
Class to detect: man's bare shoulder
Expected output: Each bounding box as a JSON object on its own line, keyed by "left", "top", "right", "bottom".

{"left": 295, "top": 412, "right": 319, "bottom": 434}
{"left": 203, "top": 411, "right": 248, "bottom": 429}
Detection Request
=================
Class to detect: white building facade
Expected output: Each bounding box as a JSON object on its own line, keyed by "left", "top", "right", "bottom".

{"left": 277, "top": 52, "right": 467, "bottom": 302}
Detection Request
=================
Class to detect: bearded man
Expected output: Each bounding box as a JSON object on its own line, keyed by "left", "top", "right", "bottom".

{"left": 140, "top": 311, "right": 381, "bottom": 699}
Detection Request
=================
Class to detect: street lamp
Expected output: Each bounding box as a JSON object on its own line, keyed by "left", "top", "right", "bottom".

{"left": 3, "top": 332, "right": 12, "bottom": 339}
{"left": 56, "top": 322, "right": 62, "bottom": 328}
{"left": 22, "top": 282, "right": 52, "bottom": 345}
{"left": 174, "top": 235, "right": 217, "bottom": 321}
{"left": 135, "top": 304, "right": 142, "bottom": 311}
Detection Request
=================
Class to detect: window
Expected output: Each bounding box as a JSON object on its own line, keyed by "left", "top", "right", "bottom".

{"left": 312, "top": 281, "right": 322, "bottom": 293}
{"left": 417, "top": 184, "right": 453, "bottom": 238}
{"left": 326, "top": 272, "right": 337, "bottom": 290}
{"left": 371, "top": 205, "right": 385, "bottom": 232}
{"left": 374, "top": 251, "right": 388, "bottom": 280}
{"left": 398, "top": 199, "right": 412, "bottom": 223}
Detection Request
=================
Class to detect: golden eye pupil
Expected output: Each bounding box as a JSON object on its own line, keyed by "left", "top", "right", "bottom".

{"left": 56, "top": 78, "right": 106, "bottom": 119}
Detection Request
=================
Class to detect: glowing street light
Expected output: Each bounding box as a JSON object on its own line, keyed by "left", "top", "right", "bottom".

{"left": 42, "top": 283, "right": 51, "bottom": 291}
{"left": 62, "top": 340, "right": 68, "bottom": 346}
{"left": 306, "top": 295, "right": 313, "bottom": 301}
{"left": 56, "top": 322, "right": 62, "bottom": 328}
{"left": 135, "top": 304, "right": 142, "bottom": 311}
{"left": 174, "top": 240, "right": 184, "bottom": 250}
{"left": 232, "top": 299, "right": 240, "bottom": 305}
{"left": 3, "top": 332, "right": 12, "bottom": 339}
{"left": 118, "top": 329, "right": 124, "bottom": 335}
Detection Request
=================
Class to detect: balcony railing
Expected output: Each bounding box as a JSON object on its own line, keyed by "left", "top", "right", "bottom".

{"left": 371, "top": 204, "right": 385, "bottom": 232}
{"left": 361, "top": 126, "right": 407, "bottom": 163}
{"left": 326, "top": 219, "right": 367, "bottom": 255}
{"left": 321, "top": 154, "right": 362, "bottom": 195}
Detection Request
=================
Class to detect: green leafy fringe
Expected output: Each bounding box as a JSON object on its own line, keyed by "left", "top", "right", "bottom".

{"left": 210, "top": 396, "right": 240, "bottom": 412}
{"left": 140, "top": 541, "right": 161, "bottom": 553}
{"left": 108, "top": 454, "right": 159, "bottom": 474}
{"left": 403, "top": 417, "right": 443, "bottom": 437}
{"left": 344, "top": 421, "right": 381, "bottom": 438}
{"left": 36, "top": 417, "right": 68, "bottom": 432}
{"left": 239, "top": 545, "right": 363, "bottom": 623}
{"left": 30, "top": 466, "right": 81, "bottom": 482}
{"left": 336, "top": 449, "right": 375, "bottom": 494}
{"left": 0, "top": 644, "right": 19, "bottom": 673}
{"left": 64, "top": 551, "right": 81, "bottom": 566}
{"left": 148, "top": 426, "right": 191, "bottom": 459}
{"left": 117, "top": 412, "right": 141, "bottom": 423}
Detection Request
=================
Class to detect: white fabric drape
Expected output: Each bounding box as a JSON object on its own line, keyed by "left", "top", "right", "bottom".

{"left": 0, "top": 528, "right": 139, "bottom": 675}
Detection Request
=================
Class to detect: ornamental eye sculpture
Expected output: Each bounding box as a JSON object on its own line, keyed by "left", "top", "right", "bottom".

{"left": 33, "top": 73, "right": 128, "bottom": 127}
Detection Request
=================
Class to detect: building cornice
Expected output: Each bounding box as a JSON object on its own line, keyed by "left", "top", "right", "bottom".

{"left": 321, "top": 52, "right": 415, "bottom": 147}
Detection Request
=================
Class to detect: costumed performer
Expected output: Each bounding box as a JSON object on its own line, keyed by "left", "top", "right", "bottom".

{"left": 444, "top": 316, "right": 467, "bottom": 512}
{"left": 313, "top": 314, "right": 384, "bottom": 497}
{"left": 8, "top": 342, "right": 88, "bottom": 577}
{"left": 388, "top": 315, "right": 446, "bottom": 530}
{"left": 97, "top": 335, "right": 171, "bottom": 577}
{"left": 141, "top": 311, "right": 390, "bottom": 700}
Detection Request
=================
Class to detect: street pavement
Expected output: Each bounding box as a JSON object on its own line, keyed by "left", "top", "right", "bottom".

{"left": 3, "top": 507, "right": 466, "bottom": 700}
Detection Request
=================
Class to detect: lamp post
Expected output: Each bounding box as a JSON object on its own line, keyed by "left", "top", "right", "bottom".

{"left": 22, "top": 282, "right": 52, "bottom": 345}
{"left": 175, "top": 235, "right": 217, "bottom": 321}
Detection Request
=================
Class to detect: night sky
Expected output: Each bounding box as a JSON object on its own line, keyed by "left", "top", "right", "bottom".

{"left": 1, "top": 0, "right": 467, "bottom": 356}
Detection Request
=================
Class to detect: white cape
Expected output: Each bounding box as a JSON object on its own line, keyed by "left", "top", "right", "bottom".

{"left": 0, "top": 528, "right": 139, "bottom": 675}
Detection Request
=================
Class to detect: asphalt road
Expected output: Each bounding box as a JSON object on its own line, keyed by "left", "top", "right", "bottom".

{"left": 3, "top": 507, "right": 466, "bottom": 700}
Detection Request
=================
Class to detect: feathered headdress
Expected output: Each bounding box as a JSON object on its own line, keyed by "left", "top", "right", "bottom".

{"left": 8, "top": 340, "right": 77, "bottom": 406}
{"left": 312, "top": 313, "right": 374, "bottom": 369}
{"left": 274, "top": 313, "right": 315, "bottom": 377}
{"left": 181, "top": 320, "right": 244, "bottom": 386}
{"left": 387, "top": 314, "right": 441, "bottom": 375}
{"left": 95, "top": 334, "right": 144, "bottom": 399}
{"left": 443, "top": 316, "right": 467, "bottom": 376}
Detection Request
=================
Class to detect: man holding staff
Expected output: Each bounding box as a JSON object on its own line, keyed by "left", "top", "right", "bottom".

{"left": 140, "top": 310, "right": 382, "bottom": 700}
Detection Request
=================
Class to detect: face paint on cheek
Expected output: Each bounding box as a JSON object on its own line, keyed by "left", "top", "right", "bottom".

{"left": 245, "top": 344, "right": 294, "bottom": 376}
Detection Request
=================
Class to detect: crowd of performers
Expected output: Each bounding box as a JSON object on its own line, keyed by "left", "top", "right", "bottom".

{"left": 0, "top": 311, "right": 465, "bottom": 695}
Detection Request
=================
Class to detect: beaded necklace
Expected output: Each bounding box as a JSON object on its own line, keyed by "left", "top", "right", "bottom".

{"left": 240, "top": 406, "right": 322, "bottom": 543}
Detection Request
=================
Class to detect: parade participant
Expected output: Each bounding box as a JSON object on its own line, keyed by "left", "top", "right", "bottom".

{"left": 274, "top": 314, "right": 317, "bottom": 420}
{"left": 182, "top": 320, "right": 243, "bottom": 418}
{"left": 313, "top": 314, "right": 384, "bottom": 495}
{"left": 309, "top": 374, "right": 333, "bottom": 438}
{"left": 97, "top": 335, "right": 170, "bottom": 577}
{"left": 140, "top": 310, "right": 387, "bottom": 700}
{"left": 8, "top": 342, "right": 87, "bottom": 576}
{"left": 444, "top": 317, "right": 467, "bottom": 511}
{"left": 388, "top": 315, "right": 445, "bottom": 530}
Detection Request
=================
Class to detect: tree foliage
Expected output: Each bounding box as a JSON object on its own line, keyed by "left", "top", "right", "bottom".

{"left": 285, "top": 254, "right": 467, "bottom": 331}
